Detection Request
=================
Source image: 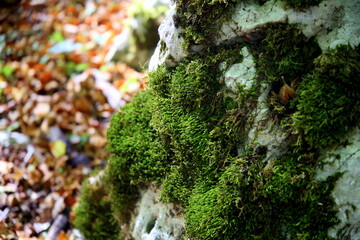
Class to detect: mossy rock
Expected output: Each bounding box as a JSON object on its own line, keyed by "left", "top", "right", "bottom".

{"left": 105, "top": 21, "right": 359, "bottom": 239}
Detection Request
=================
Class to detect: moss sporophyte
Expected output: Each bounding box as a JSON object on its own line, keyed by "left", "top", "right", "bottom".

{"left": 76, "top": 20, "right": 360, "bottom": 239}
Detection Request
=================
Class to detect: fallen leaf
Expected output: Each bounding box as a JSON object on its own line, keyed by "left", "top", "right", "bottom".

{"left": 33, "top": 222, "right": 50, "bottom": 234}
{"left": 2, "top": 64, "right": 15, "bottom": 78}
{"left": 89, "top": 135, "right": 106, "bottom": 148}
{"left": 57, "top": 231, "right": 70, "bottom": 240}
{"left": 39, "top": 71, "right": 52, "bottom": 84}
{"left": 279, "top": 83, "right": 296, "bottom": 105}
{"left": 50, "top": 140, "right": 66, "bottom": 158}
{"left": 0, "top": 160, "right": 13, "bottom": 174}
{"left": 64, "top": 195, "right": 76, "bottom": 207}
{"left": 33, "top": 102, "right": 51, "bottom": 118}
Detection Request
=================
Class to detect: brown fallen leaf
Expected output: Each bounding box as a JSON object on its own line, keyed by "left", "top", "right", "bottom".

{"left": 74, "top": 95, "right": 95, "bottom": 113}
{"left": 33, "top": 102, "right": 51, "bottom": 118}
{"left": 57, "top": 231, "right": 70, "bottom": 240}
{"left": 279, "top": 83, "right": 296, "bottom": 105}
{"left": 89, "top": 134, "right": 106, "bottom": 148}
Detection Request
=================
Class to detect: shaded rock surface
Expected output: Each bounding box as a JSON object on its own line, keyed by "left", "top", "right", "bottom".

{"left": 130, "top": 187, "right": 186, "bottom": 240}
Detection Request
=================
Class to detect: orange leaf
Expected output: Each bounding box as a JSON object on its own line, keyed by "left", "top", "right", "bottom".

{"left": 39, "top": 71, "right": 52, "bottom": 84}
{"left": 279, "top": 83, "right": 296, "bottom": 105}
{"left": 71, "top": 54, "right": 82, "bottom": 64}
{"left": 64, "top": 195, "right": 76, "bottom": 207}
{"left": 67, "top": 5, "right": 76, "bottom": 13}
{"left": 34, "top": 63, "right": 46, "bottom": 72}
{"left": 114, "top": 79, "right": 124, "bottom": 88}
{"left": 57, "top": 231, "right": 69, "bottom": 240}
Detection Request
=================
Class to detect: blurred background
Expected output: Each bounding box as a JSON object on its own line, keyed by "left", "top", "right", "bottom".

{"left": 0, "top": 0, "right": 169, "bottom": 239}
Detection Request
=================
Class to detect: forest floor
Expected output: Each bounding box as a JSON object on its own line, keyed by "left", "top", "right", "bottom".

{"left": 0, "top": 0, "right": 145, "bottom": 239}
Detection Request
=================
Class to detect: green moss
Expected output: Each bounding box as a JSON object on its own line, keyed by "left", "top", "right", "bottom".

{"left": 175, "top": 0, "right": 322, "bottom": 50}
{"left": 74, "top": 173, "right": 120, "bottom": 240}
{"left": 105, "top": 22, "right": 358, "bottom": 240}
{"left": 107, "top": 46, "right": 250, "bottom": 208}
{"left": 291, "top": 45, "right": 360, "bottom": 149}
{"left": 107, "top": 90, "right": 170, "bottom": 186}
{"left": 252, "top": 23, "right": 320, "bottom": 85}
{"left": 174, "top": 0, "right": 240, "bottom": 49}
{"left": 250, "top": 23, "right": 321, "bottom": 118}
{"left": 106, "top": 90, "right": 170, "bottom": 224}
{"left": 282, "top": 0, "right": 323, "bottom": 10}
{"left": 186, "top": 150, "right": 339, "bottom": 240}
{"left": 149, "top": 53, "right": 251, "bottom": 205}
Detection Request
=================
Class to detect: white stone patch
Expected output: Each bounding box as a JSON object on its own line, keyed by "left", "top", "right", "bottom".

{"left": 131, "top": 187, "right": 186, "bottom": 240}
{"left": 223, "top": 46, "right": 256, "bottom": 92}
{"left": 149, "top": 5, "right": 187, "bottom": 72}
{"left": 316, "top": 128, "right": 360, "bottom": 239}
{"left": 218, "top": 0, "right": 360, "bottom": 50}
{"left": 244, "top": 85, "right": 289, "bottom": 160}
{"left": 220, "top": 47, "right": 288, "bottom": 160}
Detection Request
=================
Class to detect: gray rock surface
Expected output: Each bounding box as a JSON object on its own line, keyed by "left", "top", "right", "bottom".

{"left": 130, "top": 187, "right": 186, "bottom": 240}
{"left": 218, "top": 0, "right": 360, "bottom": 50}
{"left": 316, "top": 128, "right": 360, "bottom": 239}
{"left": 148, "top": 6, "right": 187, "bottom": 71}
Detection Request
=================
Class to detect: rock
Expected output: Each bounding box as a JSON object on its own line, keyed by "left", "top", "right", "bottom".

{"left": 148, "top": 6, "right": 187, "bottom": 71}
{"left": 106, "top": 0, "right": 170, "bottom": 70}
{"left": 217, "top": 0, "right": 360, "bottom": 50}
{"left": 112, "top": 0, "right": 360, "bottom": 239}
{"left": 316, "top": 128, "right": 360, "bottom": 239}
{"left": 222, "top": 46, "right": 257, "bottom": 92}
{"left": 131, "top": 187, "right": 185, "bottom": 240}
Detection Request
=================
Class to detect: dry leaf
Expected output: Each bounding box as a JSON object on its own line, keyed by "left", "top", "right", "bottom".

{"left": 0, "top": 160, "right": 13, "bottom": 174}
{"left": 57, "top": 231, "right": 70, "bottom": 240}
{"left": 33, "top": 102, "right": 51, "bottom": 118}
{"left": 279, "top": 83, "right": 296, "bottom": 105}
{"left": 50, "top": 140, "right": 66, "bottom": 158}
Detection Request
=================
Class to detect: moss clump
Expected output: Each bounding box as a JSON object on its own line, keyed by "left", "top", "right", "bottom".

{"left": 74, "top": 173, "right": 119, "bottom": 240}
{"left": 174, "top": 0, "right": 240, "bottom": 49}
{"left": 149, "top": 50, "right": 250, "bottom": 205}
{"left": 106, "top": 90, "right": 170, "bottom": 222}
{"left": 186, "top": 147, "right": 339, "bottom": 240}
{"left": 107, "top": 47, "right": 249, "bottom": 210}
{"left": 252, "top": 23, "right": 320, "bottom": 85}
{"left": 250, "top": 23, "right": 321, "bottom": 118}
{"left": 107, "top": 90, "right": 170, "bottom": 185}
{"left": 283, "top": 0, "right": 323, "bottom": 10}
{"left": 292, "top": 45, "right": 360, "bottom": 149}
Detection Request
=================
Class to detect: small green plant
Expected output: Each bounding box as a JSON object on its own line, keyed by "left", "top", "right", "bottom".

{"left": 65, "top": 61, "right": 89, "bottom": 76}
{"left": 0, "top": 61, "right": 15, "bottom": 78}
{"left": 48, "top": 31, "right": 65, "bottom": 43}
